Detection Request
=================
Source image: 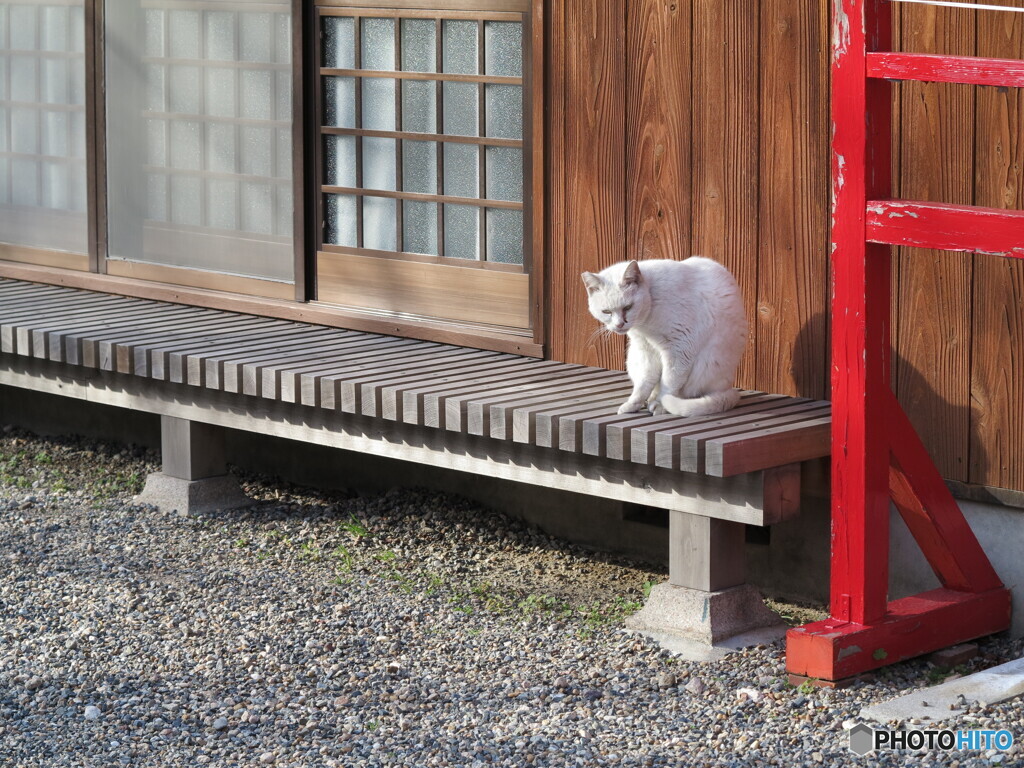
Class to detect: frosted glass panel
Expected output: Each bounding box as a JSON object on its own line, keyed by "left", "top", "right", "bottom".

{"left": 240, "top": 13, "right": 273, "bottom": 63}
{"left": 41, "top": 162, "right": 68, "bottom": 209}
{"left": 41, "top": 7, "right": 68, "bottom": 51}
{"left": 275, "top": 70, "right": 290, "bottom": 120}
{"left": 401, "top": 81, "right": 435, "bottom": 133}
{"left": 10, "top": 107, "right": 37, "bottom": 154}
{"left": 276, "top": 127, "right": 290, "bottom": 178}
{"left": 41, "top": 110, "right": 68, "bottom": 156}
{"left": 170, "top": 175, "right": 202, "bottom": 226}
{"left": 275, "top": 14, "right": 290, "bottom": 65}
{"left": 241, "top": 182, "right": 273, "bottom": 234}
{"left": 240, "top": 126, "right": 272, "bottom": 177}
{"left": 485, "top": 85, "right": 522, "bottom": 139}
{"left": 442, "top": 21, "right": 477, "bottom": 74}
{"left": 42, "top": 58, "right": 67, "bottom": 103}
{"left": 10, "top": 5, "right": 37, "bottom": 48}
{"left": 146, "top": 10, "right": 165, "bottom": 56}
{"left": 11, "top": 158, "right": 39, "bottom": 206}
{"left": 169, "top": 11, "right": 200, "bottom": 59}
{"left": 404, "top": 201, "right": 437, "bottom": 256}
{"left": 361, "top": 18, "right": 395, "bottom": 71}
{"left": 485, "top": 146, "right": 522, "bottom": 202}
{"left": 324, "top": 76, "right": 356, "bottom": 128}
{"left": 326, "top": 194, "right": 358, "bottom": 247}
{"left": 205, "top": 12, "right": 234, "bottom": 60}
{"left": 486, "top": 209, "right": 523, "bottom": 265}
{"left": 484, "top": 22, "right": 522, "bottom": 77}
{"left": 206, "top": 123, "right": 235, "bottom": 173}
{"left": 323, "top": 17, "right": 355, "bottom": 69}
{"left": 362, "top": 78, "right": 396, "bottom": 131}
{"left": 205, "top": 68, "right": 236, "bottom": 117}
{"left": 325, "top": 135, "right": 357, "bottom": 188}
{"left": 401, "top": 19, "right": 435, "bottom": 72}
{"left": 147, "top": 174, "right": 168, "bottom": 221}
{"left": 402, "top": 140, "right": 436, "bottom": 195}
{"left": 168, "top": 66, "right": 201, "bottom": 114}
{"left": 444, "top": 204, "right": 479, "bottom": 260}
{"left": 146, "top": 64, "right": 165, "bottom": 111}
{"left": 363, "top": 196, "right": 397, "bottom": 251}
{"left": 106, "top": 1, "right": 294, "bottom": 282}
{"left": 169, "top": 120, "right": 202, "bottom": 170}
{"left": 240, "top": 69, "right": 273, "bottom": 120}
{"left": 443, "top": 82, "right": 477, "bottom": 136}
{"left": 363, "top": 137, "right": 397, "bottom": 191}
{"left": 207, "top": 178, "right": 237, "bottom": 230}
{"left": 0, "top": 1, "right": 88, "bottom": 255}
{"left": 147, "top": 119, "right": 167, "bottom": 165}
{"left": 443, "top": 144, "right": 478, "bottom": 199}
{"left": 10, "top": 56, "right": 37, "bottom": 102}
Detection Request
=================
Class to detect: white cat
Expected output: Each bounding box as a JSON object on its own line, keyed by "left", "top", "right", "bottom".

{"left": 581, "top": 257, "right": 747, "bottom": 417}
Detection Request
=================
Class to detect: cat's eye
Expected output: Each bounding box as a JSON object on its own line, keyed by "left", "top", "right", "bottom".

{"left": 601, "top": 309, "right": 612, "bottom": 315}
{"left": 623, "top": 304, "right": 633, "bottom": 312}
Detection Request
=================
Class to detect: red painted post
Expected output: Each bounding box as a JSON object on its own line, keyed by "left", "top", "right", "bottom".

{"left": 786, "top": 0, "right": 1012, "bottom": 683}
{"left": 828, "top": 0, "right": 892, "bottom": 626}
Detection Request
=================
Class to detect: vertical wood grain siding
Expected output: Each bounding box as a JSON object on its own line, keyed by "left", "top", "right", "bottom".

{"left": 895, "top": 4, "right": 976, "bottom": 483}
{"left": 972, "top": 6, "right": 1024, "bottom": 492}
{"left": 690, "top": 0, "right": 760, "bottom": 388}
{"left": 547, "top": 0, "right": 1024, "bottom": 493}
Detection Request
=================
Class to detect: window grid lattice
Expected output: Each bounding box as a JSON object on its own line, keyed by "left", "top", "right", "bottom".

{"left": 320, "top": 10, "right": 525, "bottom": 266}
{"left": 142, "top": 4, "right": 292, "bottom": 239}
{"left": 0, "top": 2, "right": 87, "bottom": 219}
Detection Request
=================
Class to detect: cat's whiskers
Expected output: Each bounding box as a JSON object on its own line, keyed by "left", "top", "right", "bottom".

{"left": 585, "top": 325, "right": 613, "bottom": 347}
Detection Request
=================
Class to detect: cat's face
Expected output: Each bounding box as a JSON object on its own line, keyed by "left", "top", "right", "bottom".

{"left": 581, "top": 261, "right": 650, "bottom": 335}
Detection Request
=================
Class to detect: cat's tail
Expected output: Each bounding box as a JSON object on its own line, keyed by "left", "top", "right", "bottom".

{"left": 660, "top": 388, "right": 741, "bottom": 418}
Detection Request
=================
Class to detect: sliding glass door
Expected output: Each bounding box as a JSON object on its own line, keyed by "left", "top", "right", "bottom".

{"left": 105, "top": 0, "right": 297, "bottom": 295}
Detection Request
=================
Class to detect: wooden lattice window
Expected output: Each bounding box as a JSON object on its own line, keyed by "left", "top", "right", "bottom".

{"left": 313, "top": 0, "right": 539, "bottom": 333}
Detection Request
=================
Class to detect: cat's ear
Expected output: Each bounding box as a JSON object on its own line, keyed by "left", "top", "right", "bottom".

{"left": 621, "top": 260, "right": 642, "bottom": 288}
{"left": 581, "top": 272, "right": 602, "bottom": 295}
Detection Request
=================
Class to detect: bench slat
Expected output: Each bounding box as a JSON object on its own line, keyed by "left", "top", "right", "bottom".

{"left": 485, "top": 375, "right": 627, "bottom": 439}
{"left": 381, "top": 356, "right": 534, "bottom": 422}
{"left": 705, "top": 416, "right": 832, "bottom": 477}
{"left": 518, "top": 394, "right": 624, "bottom": 447}
{"left": 440, "top": 365, "right": 601, "bottom": 432}
{"left": 360, "top": 350, "right": 507, "bottom": 418}
{"left": 276, "top": 335, "right": 420, "bottom": 404}
{"left": 677, "top": 402, "right": 831, "bottom": 472}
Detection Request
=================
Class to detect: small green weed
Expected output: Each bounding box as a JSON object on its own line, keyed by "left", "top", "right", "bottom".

{"left": 340, "top": 516, "right": 371, "bottom": 539}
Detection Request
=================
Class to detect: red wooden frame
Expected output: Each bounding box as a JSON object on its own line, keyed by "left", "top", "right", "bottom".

{"left": 786, "top": 0, "right": 1013, "bottom": 682}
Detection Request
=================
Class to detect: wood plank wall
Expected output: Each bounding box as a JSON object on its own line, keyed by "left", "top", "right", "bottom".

{"left": 545, "top": 0, "right": 1024, "bottom": 494}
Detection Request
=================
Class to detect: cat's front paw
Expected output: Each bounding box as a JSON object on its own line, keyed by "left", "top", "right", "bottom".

{"left": 650, "top": 401, "right": 667, "bottom": 415}
{"left": 617, "top": 400, "right": 645, "bottom": 415}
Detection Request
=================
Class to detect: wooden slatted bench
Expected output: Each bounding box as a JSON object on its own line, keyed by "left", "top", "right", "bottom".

{"left": 0, "top": 278, "right": 831, "bottom": 648}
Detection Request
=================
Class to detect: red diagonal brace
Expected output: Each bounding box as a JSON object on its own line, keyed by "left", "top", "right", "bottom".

{"left": 888, "top": 393, "right": 1003, "bottom": 594}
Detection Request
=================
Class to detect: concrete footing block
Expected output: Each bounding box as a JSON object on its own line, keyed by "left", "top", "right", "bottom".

{"left": 134, "top": 472, "right": 250, "bottom": 516}
{"left": 625, "top": 583, "right": 787, "bottom": 660}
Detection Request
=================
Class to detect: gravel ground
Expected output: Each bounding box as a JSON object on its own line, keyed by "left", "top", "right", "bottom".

{"left": 1, "top": 425, "right": 1022, "bottom": 768}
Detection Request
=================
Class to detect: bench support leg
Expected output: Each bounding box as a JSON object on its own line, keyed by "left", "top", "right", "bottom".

{"left": 135, "top": 416, "right": 250, "bottom": 516}
{"left": 626, "top": 511, "right": 784, "bottom": 652}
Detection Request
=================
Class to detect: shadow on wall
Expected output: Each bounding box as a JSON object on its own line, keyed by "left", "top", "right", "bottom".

{"left": 758, "top": 313, "right": 998, "bottom": 606}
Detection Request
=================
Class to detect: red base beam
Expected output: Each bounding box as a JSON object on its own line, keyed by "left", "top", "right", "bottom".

{"left": 786, "top": 587, "right": 1011, "bottom": 682}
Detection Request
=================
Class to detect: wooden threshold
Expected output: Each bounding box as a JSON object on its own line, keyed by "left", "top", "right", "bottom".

{"left": 0, "top": 260, "right": 543, "bottom": 357}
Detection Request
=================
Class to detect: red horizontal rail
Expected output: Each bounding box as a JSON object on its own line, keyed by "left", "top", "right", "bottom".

{"left": 866, "top": 200, "right": 1024, "bottom": 258}
{"left": 867, "top": 52, "right": 1024, "bottom": 89}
